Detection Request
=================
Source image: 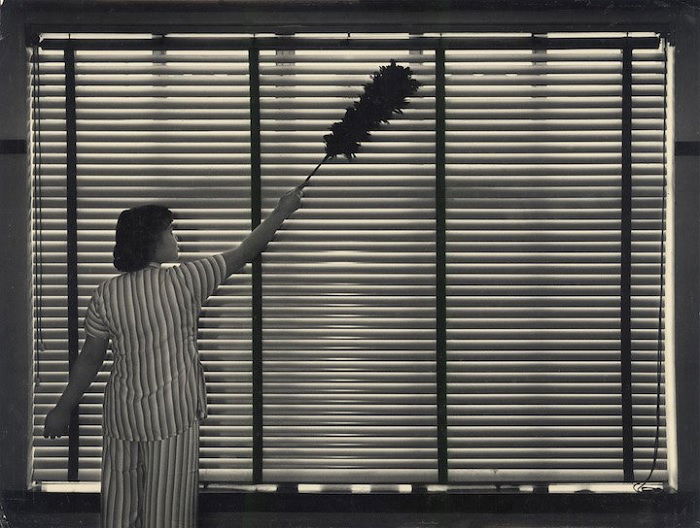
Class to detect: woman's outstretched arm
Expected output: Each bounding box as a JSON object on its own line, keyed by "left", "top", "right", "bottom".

{"left": 220, "top": 186, "right": 303, "bottom": 277}
{"left": 43, "top": 335, "right": 109, "bottom": 438}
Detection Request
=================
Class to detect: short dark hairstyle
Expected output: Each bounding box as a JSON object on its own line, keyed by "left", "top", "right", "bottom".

{"left": 113, "top": 205, "right": 174, "bottom": 272}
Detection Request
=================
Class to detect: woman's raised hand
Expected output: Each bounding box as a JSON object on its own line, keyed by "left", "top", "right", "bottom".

{"left": 43, "top": 405, "right": 71, "bottom": 439}
{"left": 275, "top": 185, "right": 304, "bottom": 218}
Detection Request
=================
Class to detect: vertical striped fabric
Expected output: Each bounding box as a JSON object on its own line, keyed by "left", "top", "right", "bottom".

{"left": 101, "top": 422, "right": 199, "bottom": 528}
{"left": 85, "top": 254, "right": 226, "bottom": 441}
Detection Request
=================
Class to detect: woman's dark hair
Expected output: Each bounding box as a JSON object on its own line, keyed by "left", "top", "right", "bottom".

{"left": 113, "top": 205, "right": 174, "bottom": 272}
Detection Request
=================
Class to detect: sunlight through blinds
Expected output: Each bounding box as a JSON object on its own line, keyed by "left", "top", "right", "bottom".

{"left": 630, "top": 46, "right": 667, "bottom": 483}
{"left": 31, "top": 46, "right": 70, "bottom": 483}
{"left": 258, "top": 48, "right": 437, "bottom": 483}
{"left": 445, "top": 46, "right": 668, "bottom": 483}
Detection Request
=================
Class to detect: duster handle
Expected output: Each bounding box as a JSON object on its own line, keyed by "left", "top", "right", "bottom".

{"left": 300, "top": 155, "right": 330, "bottom": 189}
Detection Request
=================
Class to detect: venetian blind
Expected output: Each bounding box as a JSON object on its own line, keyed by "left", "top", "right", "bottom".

{"left": 30, "top": 34, "right": 669, "bottom": 487}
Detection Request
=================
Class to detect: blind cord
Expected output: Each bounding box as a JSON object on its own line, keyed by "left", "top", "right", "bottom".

{"left": 634, "top": 38, "right": 667, "bottom": 494}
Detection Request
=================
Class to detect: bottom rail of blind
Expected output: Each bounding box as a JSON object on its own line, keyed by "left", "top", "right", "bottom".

{"left": 36, "top": 481, "right": 666, "bottom": 494}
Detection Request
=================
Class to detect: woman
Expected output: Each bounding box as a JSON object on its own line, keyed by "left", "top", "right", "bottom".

{"left": 43, "top": 186, "right": 303, "bottom": 527}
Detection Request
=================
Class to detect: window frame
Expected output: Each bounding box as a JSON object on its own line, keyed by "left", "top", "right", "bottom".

{"left": 28, "top": 31, "right": 674, "bottom": 493}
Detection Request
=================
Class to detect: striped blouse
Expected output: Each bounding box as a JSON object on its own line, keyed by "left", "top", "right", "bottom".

{"left": 84, "top": 254, "right": 227, "bottom": 441}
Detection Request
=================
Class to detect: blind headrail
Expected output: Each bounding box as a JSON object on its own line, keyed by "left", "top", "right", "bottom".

{"left": 38, "top": 36, "right": 661, "bottom": 51}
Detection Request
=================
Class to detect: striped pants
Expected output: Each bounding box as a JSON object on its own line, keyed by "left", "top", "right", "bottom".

{"left": 101, "top": 423, "right": 199, "bottom": 528}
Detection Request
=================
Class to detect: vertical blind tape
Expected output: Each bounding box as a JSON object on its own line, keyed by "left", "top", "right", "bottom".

{"left": 620, "top": 42, "right": 635, "bottom": 482}
{"left": 63, "top": 45, "right": 80, "bottom": 482}
{"left": 434, "top": 45, "right": 448, "bottom": 484}
{"left": 249, "top": 46, "right": 264, "bottom": 484}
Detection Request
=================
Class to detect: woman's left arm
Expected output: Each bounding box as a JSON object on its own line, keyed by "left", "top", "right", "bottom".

{"left": 43, "top": 335, "right": 109, "bottom": 438}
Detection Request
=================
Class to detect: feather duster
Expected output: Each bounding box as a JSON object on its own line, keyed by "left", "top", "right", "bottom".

{"left": 300, "top": 60, "right": 420, "bottom": 187}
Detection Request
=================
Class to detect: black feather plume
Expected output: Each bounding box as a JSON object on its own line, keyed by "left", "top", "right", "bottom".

{"left": 301, "top": 60, "right": 420, "bottom": 187}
